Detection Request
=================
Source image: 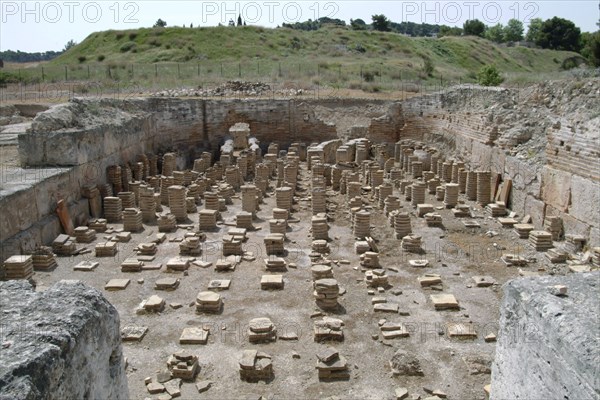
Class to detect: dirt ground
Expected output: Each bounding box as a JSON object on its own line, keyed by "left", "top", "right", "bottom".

{"left": 25, "top": 156, "right": 560, "bottom": 400}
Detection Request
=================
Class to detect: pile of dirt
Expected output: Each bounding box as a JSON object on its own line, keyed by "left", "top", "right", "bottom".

{"left": 151, "top": 81, "right": 304, "bottom": 98}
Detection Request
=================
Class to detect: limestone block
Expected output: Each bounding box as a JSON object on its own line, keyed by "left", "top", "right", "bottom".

{"left": 523, "top": 195, "right": 546, "bottom": 228}
{"left": 490, "top": 272, "right": 599, "bottom": 400}
{"left": 569, "top": 175, "right": 600, "bottom": 229}
{"left": 505, "top": 156, "right": 541, "bottom": 197}
{"left": 540, "top": 166, "right": 571, "bottom": 212}
{"left": 0, "top": 280, "right": 129, "bottom": 399}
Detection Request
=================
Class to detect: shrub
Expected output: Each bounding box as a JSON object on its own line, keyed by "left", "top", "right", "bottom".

{"left": 354, "top": 43, "right": 366, "bottom": 53}
{"left": 477, "top": 65, "right": 504, "bottom": 86}
{"left": 128, "top": 32, "right": 138, "bottom": 40}
{"left": 364, "top": 83, "right": 381, "bottom": 93}
{"left": 0, "top": 71, "right": 20, "bottom": 86}
{"left": 422, "top": 56, "right": 434, "bottom": 77}
{"left": 77, "top": 56, "right": 87, "bottom": 63}
{"left": 120, "top": 42, "right": 136, "bottom": 52}
{"left": 290, "top": 37, "right": 301, "bottom": 50}
{"left": 97, "top": 54, "right": 105, "bottom": 62}
{"left": 561, "top": 56, "right": 585, "bottom": 70}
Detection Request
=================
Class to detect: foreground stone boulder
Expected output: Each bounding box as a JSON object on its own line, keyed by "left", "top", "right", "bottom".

{"left": 491, "top": 272, "right": 599, "bottom": 400}
{"left": 389, "top": 349, "right": 424, "bottom": 376}
{"left": 0, "top": 280, "right": 129, "bottom": 400}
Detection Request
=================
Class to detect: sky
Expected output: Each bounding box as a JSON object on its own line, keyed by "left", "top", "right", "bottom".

{"left": 1, "top": 0, "right": 599, "bottom": 52}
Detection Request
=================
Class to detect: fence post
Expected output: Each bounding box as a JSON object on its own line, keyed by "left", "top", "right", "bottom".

{"left": 220, "top": 62, "right": 223, "bottom": 77}
{"left": 360, "top": 66, "right": 363, "bottom": 82}
{"left": 131, "top": 64, "right": 134, "bottom": 79}
{"left": 177, "top": 63, "right": 180, "bottom": 79}
{"left": 278, "top": 62, "right": 281, "bottom": 77}
{"left": 197, "top": 63, "right": 200, "bottom": 76}
{"left": 238, "top": 62, "right": 241, "bottom": 78}
{"left": 257, "top": 61, "right": 259, "bottom": 76}
{"left": 64, "top": 66, "right": 67, "bottom": 81}
{"left": 87, "top": 65, "right": 90, "bottom": 79}
{"left": 41, "top": 67, "right": 45, "bottom": 82}
{"left": 155, "top": 64, "right": 158, "bottom": 78}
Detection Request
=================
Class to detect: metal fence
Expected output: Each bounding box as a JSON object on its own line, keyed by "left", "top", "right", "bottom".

{"left": 1, "top": 60, "right": 466, "bottom": 103}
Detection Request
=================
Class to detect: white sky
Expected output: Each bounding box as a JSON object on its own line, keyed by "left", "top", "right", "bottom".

{"left": 1, "top": 1, "right": 599, "bottom": 52}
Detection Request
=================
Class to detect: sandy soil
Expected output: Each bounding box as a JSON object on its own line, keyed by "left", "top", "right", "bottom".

{"left": 28, "top": 160, "right": 553, "bottom": 400}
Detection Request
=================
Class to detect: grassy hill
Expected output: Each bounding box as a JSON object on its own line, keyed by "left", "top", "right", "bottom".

{"left": 7, "top": 25, "right": 582, "bottom": 90}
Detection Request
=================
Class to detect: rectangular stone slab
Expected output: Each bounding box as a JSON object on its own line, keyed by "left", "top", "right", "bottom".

{"left": 105, "top": 279, "right": 130, "bottom": 290}
{"left": 447, "top": 323, "right": 477, "bottom": 338}
{"left": 472, "top": 275, "right": 496, "bottom": 287}
{"left": 239, "top": 350, "right": 257, "bottom": 370}
{"left": 418, "top": 275, "right": 443, "bottom": 287}
{"left": 208, "top": 279, "right": 231, "bottom": 290}
{"left": 142, "top": 263, "right": 163, "bottom": 271}
{"left": 179, "top": 327, "right": 209, "bottom": 344}
{"left": 316, "top": 347, "right": 339, "bottom": 363}
{"left": 121, "top": 326, "right": 148, "bottom": 341}
{"left": 430, "top": 294, "right": 459, "bottom": 310}
{"left": 381, "top": 329, "right": 410, "bottom": 339}
{"left": 73, "top": 261, "right": 99, "bottom": 271}
{"left": 374, "top": 303, "right": 399, "bottom": 313}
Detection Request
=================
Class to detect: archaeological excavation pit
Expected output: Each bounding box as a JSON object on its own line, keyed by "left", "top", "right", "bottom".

{"left": 1, "top": 81, "right": 599, "bottom": 400}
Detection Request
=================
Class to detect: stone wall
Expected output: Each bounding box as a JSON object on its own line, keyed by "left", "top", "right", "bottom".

{"left": 0, "top": 280, "right": 129, "bottom": 399}
{"left": 399, "top": 84, "right": 600, "bottom": 246}
{"left": 490, "top": 272, "right": 599, "bottom": 400}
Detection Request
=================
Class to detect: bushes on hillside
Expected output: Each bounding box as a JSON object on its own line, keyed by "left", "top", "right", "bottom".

{"left": 477, "top": 65, "right": 503, "bottom": 86}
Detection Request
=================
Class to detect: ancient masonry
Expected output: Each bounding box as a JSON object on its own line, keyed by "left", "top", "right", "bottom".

{"left": 0, "top": 88, "right": 598, "bottom": 399}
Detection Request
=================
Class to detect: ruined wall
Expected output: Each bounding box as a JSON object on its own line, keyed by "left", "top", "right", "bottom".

{"left": 0, "top": 280, "right": 129, "bottom": 399}
{"left": 399, "top": 83, "right": 600, "bottom": 246}
{"left": 490, "top": 272, "right": 599, "bottom": 400}
{"left": 0, "top": 168, "right": 90, "bottom": 258}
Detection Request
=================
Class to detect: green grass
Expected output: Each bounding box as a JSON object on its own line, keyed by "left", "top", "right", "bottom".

{"left": 6, "top": 25, "right": 581, "bottom": 90}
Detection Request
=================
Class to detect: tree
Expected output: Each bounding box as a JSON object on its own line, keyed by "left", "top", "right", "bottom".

{"left": 153, "top": 19, "right": 167, "bottom": 28}
{"left": 63, "top": 39, "right": 77, "bottom": 51}
{"left": 485, "top": 24, "right": 504, "bottom": 43}
{"left": 477, "top": 65, "right": 503, "bottom": 86}
{"left": 438, "top": 25, "right": 462, "bottom": 37}
{"left": 318, "top": 17, "right": 345, "bottom": 26}
{"left": 463, "top": 19, "right": 486, "bottom": 37}
{"left": 504, "top": 18, "right": 524, "bottom": 42}
{"left": 581, "top": 31, "right": 600, "bottom": 66}
{"left": 536, "top": 17, "right": 581, "bottom": 51}
{"left": 237, "top": 14, "right": 242, "bottom": 26}
{"left": 228, "top": 18, "right": 235, "bottom": 27}
{"left": 372, "top": 14, "right": 391, "bottom": 32}
{"left": 525, "top": 18, "right": 543, "bottom": 42}
{"left": 190, "top": 23, "right": 193, "bottom": 28}
{"left": 350, "top": 18, "right": 367, "bottom": 30}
